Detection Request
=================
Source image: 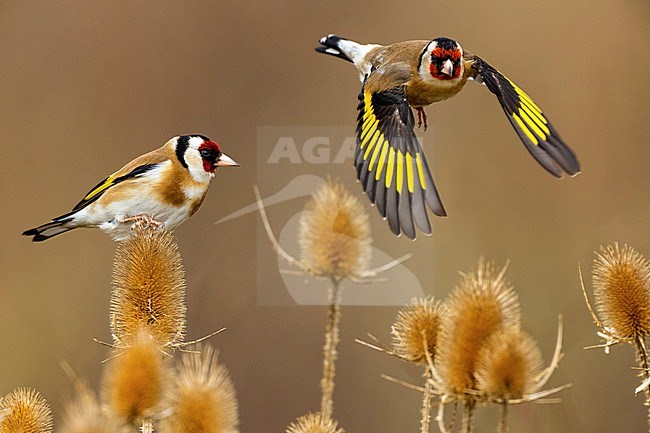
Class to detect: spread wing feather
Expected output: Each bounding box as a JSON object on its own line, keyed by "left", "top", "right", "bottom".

{"left": 355, "top": 81, "right": 446, "bottom": 239}
{"left": 469, "top": 55, "right": 580, "bottom": 177}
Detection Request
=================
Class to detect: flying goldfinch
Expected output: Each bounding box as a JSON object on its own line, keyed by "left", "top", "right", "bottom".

{"left": 316, "top": 35, "right": 580, "bottom": 239}
{"left": 23, "top": 135, "right": 239, "bottom": 242}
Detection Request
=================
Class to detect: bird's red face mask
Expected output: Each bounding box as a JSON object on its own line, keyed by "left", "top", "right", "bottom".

{"left": 199, "top": 140, "right": 239, "bottom": 174}
{"left": 429, "top": 46, "right": 462, "bottom": 80}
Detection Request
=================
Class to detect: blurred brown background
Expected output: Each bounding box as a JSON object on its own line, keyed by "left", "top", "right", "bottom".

{"left": 1, "top": 1, "right": 649, "bottom": 432}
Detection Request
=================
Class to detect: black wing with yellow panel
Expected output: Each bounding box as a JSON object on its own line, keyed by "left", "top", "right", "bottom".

{"left": 469, "top": 55, "right": 580, "bottom": 177}
{"left": 355, "top": 83, "right": 446, "bottom": 239}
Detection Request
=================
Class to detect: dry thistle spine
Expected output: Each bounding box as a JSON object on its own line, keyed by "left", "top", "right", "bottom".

{"left": 0, "top": 388, "right": 52, "bottom": 433}
{"left": 587, "top": 243, "right": 650, "bottom": 429}
{"left": 286, "top": 412, "right": 345, "bottom": 433}
{"left": 475, "top": 327, "right": 543, "bottom": 401}
{"left": 437, "top": 259, "right": 520, "bottom": 395}
{"left": 436, "top": 259, "right": 520, "bottom": 433}
{"left": 59, "top": 382, "right": 120, "bottom": 433}
{"left": 391, "top": 296, "right": 445, "bottom": 433}
{"left": 593, "top": 243, "right": 650, "bottom": 341}
{"left": 111, "top": 226, "right": 186, "bottom": 348}
{"left": 298, "top": 179, "right": 372, "bottom": 280}
{"left": 475, "top": 327, "right": 544, "bottom": 433}
{"left": 359, "top": 260, "right": 567, "bottom": 432}
{"left": 102, "top": 328, "right": 170, "bottom": 427}
{"left": 392, "top": 296, "right": 445, "bottom": 365}
{"left": 162, "top": 345, "right": 239, "bottom": 433}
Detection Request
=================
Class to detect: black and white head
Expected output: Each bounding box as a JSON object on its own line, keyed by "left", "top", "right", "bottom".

{"left": 173, "top": 135, "right": 238, "bottom": 182}
{"left": 419, "top": 37, "right": 464, "bottom": 82}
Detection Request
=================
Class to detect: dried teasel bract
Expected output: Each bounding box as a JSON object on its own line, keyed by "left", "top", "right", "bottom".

{"left": 298, "top": 179, "right": 372, "bottom": 281}
{"left": 436, "top": 259, "right": 521, "bottom": 395}
{"left": 162, "top": 345, "right": 239, "bottom": 433}
{"left": 0, "top": 387, "right": 52, "bottom": 433}
{"left": 286, "top": 412, "right": 345, "bottom": 433}
{"left": 391, "top": 296, "right": 445, "bottom": 365}
{"left": 111, "top": 226, "right": 187, "bottom": 348}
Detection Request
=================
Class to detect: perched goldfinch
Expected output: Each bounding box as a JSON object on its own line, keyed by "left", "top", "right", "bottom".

{"left": 316, "top": 35, "right": 580, "bottom": 239}
{"left": 23, "top": 135, "right": 239, "bottom": 242}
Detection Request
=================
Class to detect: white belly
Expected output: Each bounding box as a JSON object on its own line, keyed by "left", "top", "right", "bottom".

{"left": 73, "top": 196, "right": 191, "bottom": 240}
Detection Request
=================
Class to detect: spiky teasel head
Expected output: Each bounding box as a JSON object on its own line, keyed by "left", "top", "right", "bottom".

{"left": 111, "top": 226, "right": 186, "bottom": 348}
{"left": 592, "top": 243, "right": 650, "bottom": 341}
{"left": 298, "top": 180, "right": 371, "bottom": 281}
{"left": 391, "top": 296, "right": 445, "bottom": 365}
{"left": 475, "top": 327, "right": 544, "bottom": 401}
{"left": 286, "top": 412, "right": 345, "bottom": 433}
{"left": 59, "top": 382, "right": 121, "bottom": 433}
{"left": 0, "top": 388, "right": 52, "bottom": 433}
{"left": 162, "top": 345, "right": 239, "bottom": 433}
{"left": 102, "top": 328, "right": 170, "bottom": 424}
{"left": 437, "top": 259, "right": 521, "bottom": 397}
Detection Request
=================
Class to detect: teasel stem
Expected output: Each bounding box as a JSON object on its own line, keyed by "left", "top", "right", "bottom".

{"left": 462, "top": 398, "right": 476, "bottom": 433}
{"left": 420, "top": 370, "right": 433, "bottom": 433}
{"left": 635, "top": 335, "right": 650, "bottom": 432}
{"left": 498, "top": 401, "right": 509, "bottom": 433}
{"left": 321, "top": 278, "right": 342, "bottom": 420}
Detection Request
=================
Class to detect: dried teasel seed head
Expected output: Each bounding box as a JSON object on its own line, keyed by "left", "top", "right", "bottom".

{"left": 391, "top": 296, "right": 445, "bottom": 365}
{"left": 298, "top": 180, "right": 371, "bottom": 280}
{"left": 0, "top": 388, "right": 52, "bottom": 433}
{"left": 59, "top": 382, "right": 121, "bottom": 433}
{"left": 161, "top": 345, "right": 239, "bottom": 433}
{"left": 475, "top": 327, "right": 544, "bottom": 400}
{"left": 286, "top": 412, "right": 345, "bottom": 433}
{"left": 593, "top": 243, "right": 650, "bottom": 340}
{"left": 437, "top": 259, "right": 521, "bottom": 396}
{"left": 102, "top": 328, "right": 170, "bottom": 423}
{"left": 111, "top": 226, "right": 186, "bottom": 348}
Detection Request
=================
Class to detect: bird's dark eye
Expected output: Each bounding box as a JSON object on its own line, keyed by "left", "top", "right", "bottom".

{"left": 200, "top": 148, "right": 213, "bottom": 158}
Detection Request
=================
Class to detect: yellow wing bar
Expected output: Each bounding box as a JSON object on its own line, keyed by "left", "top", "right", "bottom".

{"left": 508, "top": 78, "right": 552, "bottom": 145}
{"left": 359, "top": 90, "right": 427, "bottom": 194}
{"left": 83, "top": 176, "right": 116, "bottom": 201}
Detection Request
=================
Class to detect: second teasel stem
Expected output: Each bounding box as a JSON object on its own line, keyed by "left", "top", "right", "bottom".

{"left": 635, "top": 336, "right": 650, "bottom": 432}
{"left": 462, "top": 398, "right": 476, "bottom": 433}
{"left": 420, "top": 371, "right": 433, "bottom": 433}
{"left": 321, "top": 278, "right": 342, "bottom": 420}
{"left": 498, "top": 401, "right": 509, "bottom": 433}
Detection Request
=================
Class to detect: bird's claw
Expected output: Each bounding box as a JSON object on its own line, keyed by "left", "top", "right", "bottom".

{"left": 124, "top": 214, "right": 164, "bottom": 231}
{"left": 415, "top": 107, "right": 428, "bottom": 131}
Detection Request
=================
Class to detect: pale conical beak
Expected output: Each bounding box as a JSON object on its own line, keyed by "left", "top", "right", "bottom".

{"left": 441, "top": 59, "right": 454, "bottom": 76}
{"left": 215, "top": 153, "right": 239, "bottom": 167}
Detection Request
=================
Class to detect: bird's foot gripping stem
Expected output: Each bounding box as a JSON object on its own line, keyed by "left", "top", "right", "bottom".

{"left": 123, "top": 214, "right": 165, "bottom": 231}
{"left": 415, "top": 107, "right": 428, "bottom": 131}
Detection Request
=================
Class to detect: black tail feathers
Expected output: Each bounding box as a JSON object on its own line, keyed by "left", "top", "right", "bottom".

{"left": 315, "top": 34, "right": 353, "bottom": 63}
{"left": 23, "top": 219, "right": 75, "bottom": 242}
